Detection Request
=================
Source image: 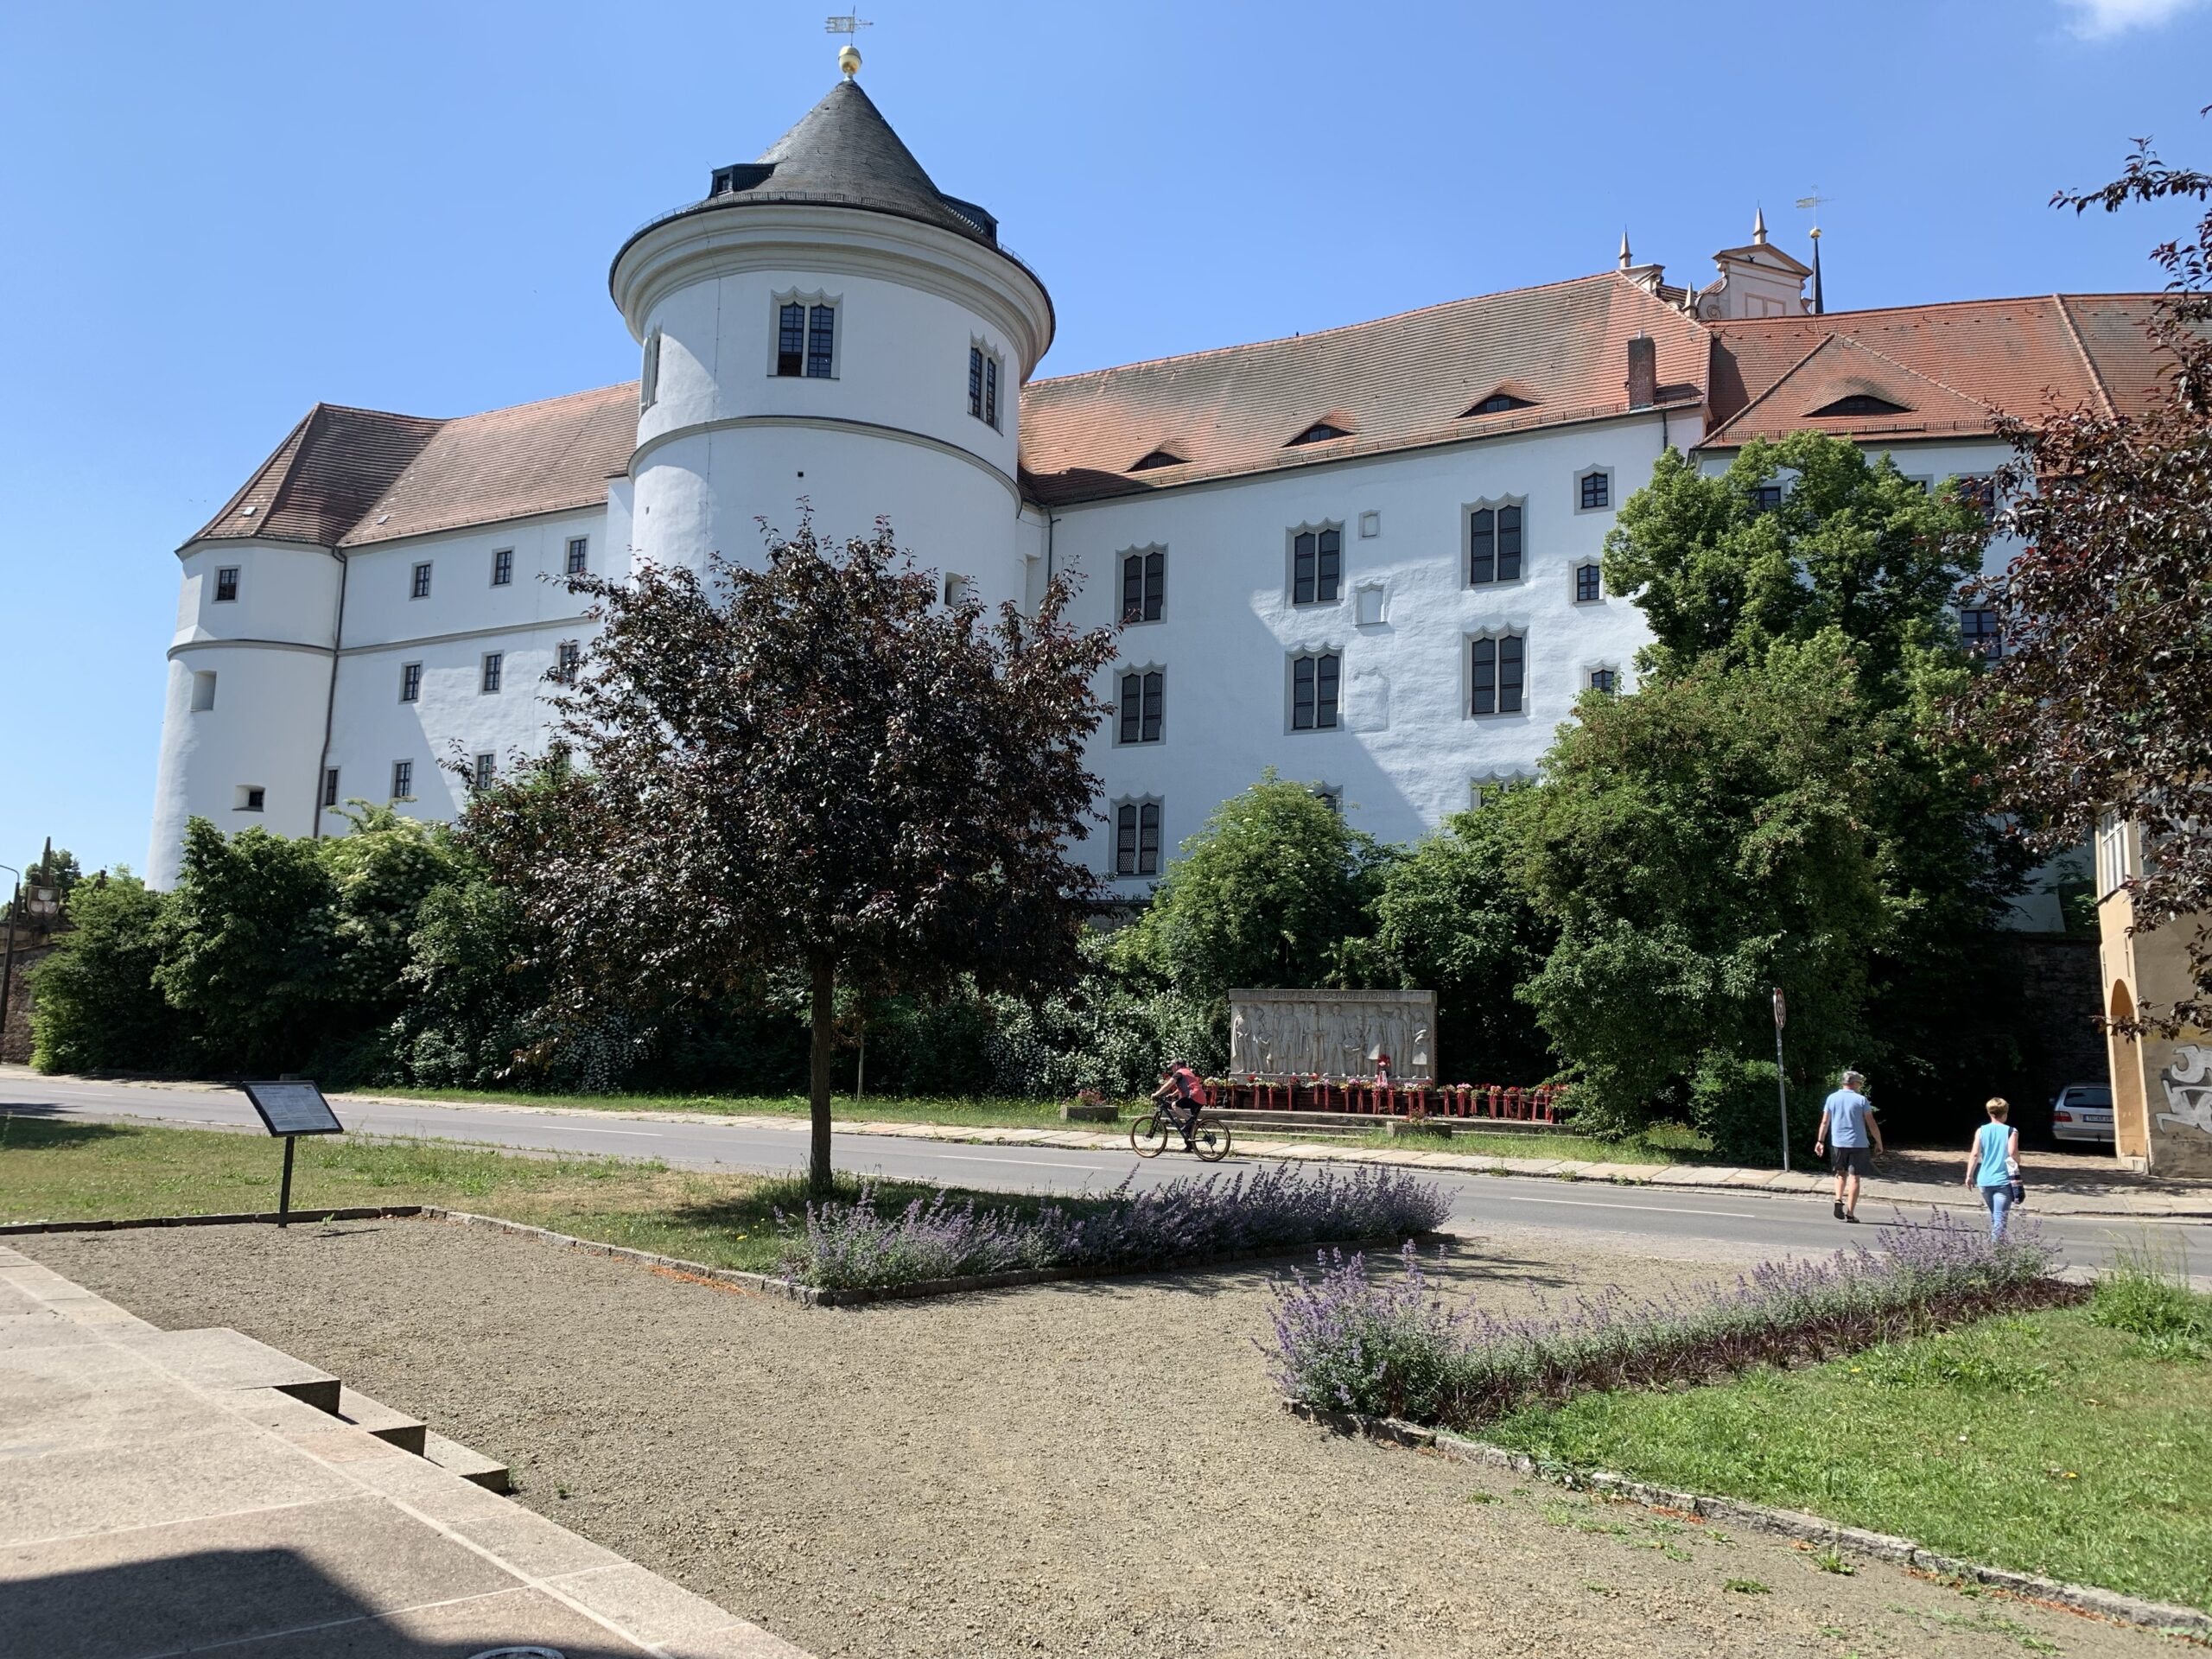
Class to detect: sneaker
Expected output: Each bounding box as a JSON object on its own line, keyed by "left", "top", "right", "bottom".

{"left": 1834, "top": 1201, "right": 1846, "bottom": 1220}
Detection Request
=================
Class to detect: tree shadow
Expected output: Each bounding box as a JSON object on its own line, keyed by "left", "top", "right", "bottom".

{"left": 0, "top": 1109, "right": 135, "bottom": 1151}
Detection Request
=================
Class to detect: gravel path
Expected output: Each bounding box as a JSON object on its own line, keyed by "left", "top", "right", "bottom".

{"left": 27, "top": 1218, "right": 2169, "bottom": 1659}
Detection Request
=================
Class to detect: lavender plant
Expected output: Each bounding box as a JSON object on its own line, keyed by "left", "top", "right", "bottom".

{"left": 777, "top": 1165, "right": 1450, "bottom": 1292}
{"left": 1264, "top": 1209, "right": 2074, "bottom": 1428}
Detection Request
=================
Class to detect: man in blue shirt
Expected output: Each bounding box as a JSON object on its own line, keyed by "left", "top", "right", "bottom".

{"left": 1812, "top": 1069, "right": 1884, "bottom": 1224}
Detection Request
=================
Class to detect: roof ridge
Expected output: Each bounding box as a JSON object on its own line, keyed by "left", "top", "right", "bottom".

{"left": 1712, "top": 290, "right": 2164, "bottom": 329}
{"left": 2050, "top": 294, "right": 2119, "bottom": 419}
{"left": 1025, "top": 270, "right": 1637, "bottom": 390}
{"left": 441, "top": 380, "right": 639, "bottom": 423}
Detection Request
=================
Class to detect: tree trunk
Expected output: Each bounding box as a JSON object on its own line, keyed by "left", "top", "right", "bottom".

{"left": 808, "top": 953, "right": 836, "bottom": 1199}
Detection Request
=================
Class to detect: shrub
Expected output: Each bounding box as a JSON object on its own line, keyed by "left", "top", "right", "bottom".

{"left": 776, "top": 1164, "right": 1449, "bottom": 1292}
{"left": 1264, "top": 1209, "right": 2072, "bottom": 1428}
{"left": 2090, "top": 1246, "right": 2212, "bottom": 1360}
{"left": 29, "top": 874, "right": 194, "bottom": 1074}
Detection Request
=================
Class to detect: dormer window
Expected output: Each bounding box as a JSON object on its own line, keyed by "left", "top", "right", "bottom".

{"left": 1809, "top": 392, "right": 1911, "bottom": 418}
{"left": 1465, "top": 392, "right": 1535, "bottom": 416}
{"left": 1287, "top": 422, "right": 1351, "bottom": 446}
{"left": 1129, "top": 448, "right": 1185, "bottom": 472}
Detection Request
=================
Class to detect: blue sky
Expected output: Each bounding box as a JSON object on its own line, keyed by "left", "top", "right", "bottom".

{"left": 2, "top": 0, "right": 2207, "bottom": 877}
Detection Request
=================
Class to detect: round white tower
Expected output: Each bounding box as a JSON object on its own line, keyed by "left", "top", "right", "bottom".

{"left": 609, "top": 59, "right": 1052, "bottom": 608}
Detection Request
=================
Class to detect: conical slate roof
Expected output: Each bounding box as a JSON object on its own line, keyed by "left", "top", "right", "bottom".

{"left": 683, "top": 80, "right": 999, "bottom": 247}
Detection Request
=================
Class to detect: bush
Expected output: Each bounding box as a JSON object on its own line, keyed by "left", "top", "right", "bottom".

{"left": 2090, "top": 1247, "right": 2212, "bottom": 1360}
{"left": 29, "top": 874, "right": 194, "bottom": 1074}
{"left": 776, "top": 1165, "right": 1450, "bottom": 1292}
{"left": 1264, "top": 1209, "right": 2073, "bottom": 1428}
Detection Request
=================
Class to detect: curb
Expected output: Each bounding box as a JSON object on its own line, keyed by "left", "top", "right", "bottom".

{"left": 0, "top": 1206, "right": 424, "bottom": 1235}
{"left": 1286, "top": 1402, "right": 2212, "bottom": 1638}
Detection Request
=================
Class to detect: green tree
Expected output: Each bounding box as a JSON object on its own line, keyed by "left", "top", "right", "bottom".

{"left": 1368, "top": 801, "right": 1555, "bottom": 1084}
{"left": 461, "top": 519, "right": 1117, "bottom": 1196}
{"left": 321, "top": 805, "right": 467, "bottom": 1013}
{"left": 1115, "top": 774, "right": 1383, "bottom": 1002}
{"left": 29, "top": 873, "right": 193, "bottom": 1074}
{"left": 152, "top": 819, "right": 346, "bottom": 1072}
{"left": 1515, "top": 639, "right": 1890, "bottom": 1152}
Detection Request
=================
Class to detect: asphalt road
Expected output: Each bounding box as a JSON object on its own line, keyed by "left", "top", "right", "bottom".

{"left": 6, "top": 1071, "right": 2207, "bottom": 1270}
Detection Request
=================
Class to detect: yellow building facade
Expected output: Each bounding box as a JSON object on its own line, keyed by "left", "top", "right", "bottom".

{"left": 2097, "top": 817, "right": 2212, "bottom": 1179}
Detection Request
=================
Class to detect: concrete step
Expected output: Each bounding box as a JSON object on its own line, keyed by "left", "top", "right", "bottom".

{"left": 116, "top": 1327, "right": 341, "bottom": 1414}
{"left": 335, "top": 1386, "right": 427, "bottom": 1456}
{"left": 422, "top": 1429, "right": 511, "bottom": 1494}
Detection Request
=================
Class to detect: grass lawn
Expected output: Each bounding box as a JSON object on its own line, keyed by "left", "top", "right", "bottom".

{"left": 1485, "top": 1303, "right": 2212, "bottom": 1611}
{"left": 1338, "top": 1126, "right": 1678, "bottom": 1165}
{"left": 0, "top": 1115, "right": 1121, "bottom": 1277}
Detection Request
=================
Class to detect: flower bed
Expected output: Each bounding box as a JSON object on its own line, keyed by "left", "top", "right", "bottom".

{"left": 776, "top": 1165, "right": 1451, "bottom": 1294}
{"left": 1264, "top": 1210, "right": 2079, "bottom": 1428}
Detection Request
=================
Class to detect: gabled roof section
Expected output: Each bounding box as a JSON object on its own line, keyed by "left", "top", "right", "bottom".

{"left": 1705, "top": 295, "right": 2170, "bottom": 447}
{"left": 340, "top": 384, "right": 638, "bottom": 546}
{"left": 188, "top": 405, "right": 445, "bottom": 548}
{"left": 1019, "top": 273, "right": 1709, "bottom": 505}
{"left": 1702, "top": 333, "right": 1994, "bottom": 447}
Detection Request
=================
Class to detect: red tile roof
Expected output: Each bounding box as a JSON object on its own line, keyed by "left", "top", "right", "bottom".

{"left": 1702, "top": 295, "right": 2170, "bottom": 448}
{"left": 191, "top": 404, "right": 443, "bottom": 547}
{"left": 1016, "top": 274, "right": 1711, "bottom": 506}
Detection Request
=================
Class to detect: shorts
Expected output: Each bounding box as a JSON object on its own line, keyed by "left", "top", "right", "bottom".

{"left": 1829, "top": 1145, "right": 1872, "bottom": 1177}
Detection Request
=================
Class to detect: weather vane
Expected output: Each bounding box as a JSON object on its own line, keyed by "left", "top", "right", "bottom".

{"left": 825, "top": 11, "right": 873, "bottom": 34}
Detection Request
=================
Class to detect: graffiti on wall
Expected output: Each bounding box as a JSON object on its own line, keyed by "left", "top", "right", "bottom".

{"left": 2157, "top": 1045, "right": 2212, "bottom": 1137}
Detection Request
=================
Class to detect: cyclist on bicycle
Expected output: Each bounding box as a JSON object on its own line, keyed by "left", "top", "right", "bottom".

{"left": 1150, "top": 1061, "right": 1211, "bottom": 1148}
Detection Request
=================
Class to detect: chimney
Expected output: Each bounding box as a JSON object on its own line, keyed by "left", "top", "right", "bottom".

{"left": 1625, "top": 333, "right": 1657, "bottom": 409}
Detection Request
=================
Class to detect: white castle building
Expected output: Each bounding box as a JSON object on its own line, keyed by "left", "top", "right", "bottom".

{"left": 150, "top": 60, "right": 2164, "bottom": 901}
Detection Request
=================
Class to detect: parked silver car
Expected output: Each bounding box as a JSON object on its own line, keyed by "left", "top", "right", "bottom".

{"left": 2050, "top": 1082, "right": 2116, "bottom": 1145}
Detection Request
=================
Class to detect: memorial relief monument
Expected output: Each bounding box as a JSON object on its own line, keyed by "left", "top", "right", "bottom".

{"left": 1228, "top": 988, "right": 1437, "bottom": 1080}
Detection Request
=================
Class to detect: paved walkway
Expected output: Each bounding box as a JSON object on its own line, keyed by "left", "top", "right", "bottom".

{"left": 0, "top": 1243, "right": 806, "bottom": 1659}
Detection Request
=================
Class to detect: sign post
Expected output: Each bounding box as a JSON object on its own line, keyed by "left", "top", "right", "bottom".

{"left": 240, "top": 1081, "right": 345, "bottom": 1228}
{"left": 1770, "top": 988, "right": 1790, "bottom": 1173}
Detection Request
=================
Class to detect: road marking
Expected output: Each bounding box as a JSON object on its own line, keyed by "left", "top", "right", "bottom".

{"left": 935, "top": 1154, "right": 1110, "bottom": 1171}
{"left": 541, "top": 1126, "right": 664, "bottom": 1138}
{"left": 1492, "top": 1194, "right": 1759, "bottom": 1220}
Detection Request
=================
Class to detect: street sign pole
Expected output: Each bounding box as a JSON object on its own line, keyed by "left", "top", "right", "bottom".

{"left": 1771, "top": 987, "right": 1790, "bottom": 1173}
{"left": 278, "top": 1136, "right": 297, "bottom": 1228}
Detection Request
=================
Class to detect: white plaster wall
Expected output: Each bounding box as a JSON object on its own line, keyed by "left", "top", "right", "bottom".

{"left": 149, "top": 541, "right": 342, "bottom": 885}
{"left": 1051, "top": 414, "right": 1688, "bottom": 886}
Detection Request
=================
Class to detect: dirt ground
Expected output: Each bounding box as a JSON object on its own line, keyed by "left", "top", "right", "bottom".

{"left": 26, "top": 1218, "right": 2175, "bottom": 1659}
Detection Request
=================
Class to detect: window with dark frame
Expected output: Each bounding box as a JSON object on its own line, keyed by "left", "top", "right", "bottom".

{"left": 1580, "top": 471, "right": 1611, "bottom": 510}
{"left": 984, "top": 355, "right": 997, "bottom": 428}
{"left": 1287, "top": 422, "right": 1350, "bottom": 445}
{"left": 480, "top": 652, "right": 503, "bottom": 695}
{"left": 777, "top": 302, "right": 806, "bottom": 376}
{"left": 491, "top": 548, "right": 513, "bottom": 587}
{"left": 322, "top": 767, "right": 340, "bottom": 809}
{"left": 1312, "top": 785, "right": 1342, "bottom": 815}
{"left": 806, "top": 303, "right": 835, "bottom": 378}
{"left": 1575, "top": 563, "right": 1603, "bottom": 603}
{"left": 1115, "top": 801, "right": 1161, "bottom": 877}
{"left": 399, "top": 662, "right": 423, "bottom": 702}
{"left": 410, "top": 562, "right": 432, "bottom": 600}
{"left": 1960, "top": 607, "right": 2002, "bottom": 659}
{"left": 969, "top": 346, "right": 983, "bottom": 417}
{"left": 1471, "top": 633, "right": 1527, "bottom": 715}
{"left": 1118, "top": 670, "right": 1163, "bottom": 743}
{"left": 556, "top": 639, "right": 582, "bottom": 683}
{"left": 1468, "top": 504, "right": 1523, "bottom": 584}
{"left": 1292, "top": 526, "right": 1341, "bottom": 605}
{"left": 391, "top": 760, "right": 414, "bottom": 799}
{"left": 213, "top": 567, "right": 239, "bottom": 602}
{"left": 565, "top": 537, "right": 588, "bottom": 576}
{"left": 1751, "top": 484, "right": 1785, "bottom": 512}
{"left": 1291, "top": 652, "right": 1340, "bottom": 730}
{"left": 473, "top": 753, "right": 495, "bottom": 792}
{"left": 640, "top": 329, "right": 661, "bottom": 410}
{"left": 1121, "top": 549, "right": 1165, "bottom": 622}
{"left": 1589, "top": 667, "right": 1618, "bottom": 693}
{"left": 242, "top": 787, "right": 265, "bottom": 813}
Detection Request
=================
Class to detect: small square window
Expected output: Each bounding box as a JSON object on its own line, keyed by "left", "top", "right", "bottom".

{"left": 236, "top": 785, "right": 264, "bottom": 813}
{"left": 322, "top": 767, "right": 340, "bottom": 809}
{"left": 399, "top": 662, "right": 423, "bottom": 702}
{"left": 391, "top": 760, "right": 414, "bottom": 800}
{"left": 473, "top": 753, "right": 495, "bottom": 791}
{"left": 480, "top": 652, "right": 503, "bottom": 694}
{"left": 1312, "top": 785, "right": 1342, "bottom": 815}
{"left": 556, "top": 639, "right": 582, "bottom": 683}
{"left": 565, "top": 537, "right": 588, "bottom": 576}
{"left": 410, "top": 562, "right": 432, "bottom": 600}
{"left": 1575, "top": 563, "right": 1603, "bottom": 603}
{"left": 1589, "top": 667, "right": 1618, "bottom": 694}
{"left": 1355, "top": 584, "right": 1386, "bottom": 626}
{"left": 491, "top": 549, "right": 513, "bottom": 586}
{"left": 1751, "top": 484, "right": 1785, "bottom": 513}
{"left": 1579, "top": 471, "right": 1611, "bottom": 511}
{"left": 190, "top": 671, "right": 217, "bottom": 712}
{"left": 1358, "top": 511, "right": 1381, "bottom": 539}
{"left": 1960, "top": 607, "right": 2002, "bottom": 659}
{"left": 213, "top": 566, "right": 239, "bottom": 602}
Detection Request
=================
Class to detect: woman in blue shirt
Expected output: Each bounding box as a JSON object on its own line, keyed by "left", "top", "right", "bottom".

{"left": 1962, "top": 1096, "right": 2020, "bottom": 1238}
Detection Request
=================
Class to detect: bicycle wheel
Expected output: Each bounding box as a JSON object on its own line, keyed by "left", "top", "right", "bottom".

{"left": 1129, "top": 1114, "right": 1169, "bottom": 1159}
{"left": 1190, "top": 1117, "right": 1233, "bottom": 1163}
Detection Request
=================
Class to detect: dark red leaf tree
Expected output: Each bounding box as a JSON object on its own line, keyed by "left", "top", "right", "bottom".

{"left": 461, "top": 517, "right": 1117, "bottom": 1193}
{"left": 1949, "top": 119, "right": 2212, "bottom": 1033}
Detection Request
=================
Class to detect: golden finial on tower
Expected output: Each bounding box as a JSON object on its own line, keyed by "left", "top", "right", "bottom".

{"left": 827, "top": 11, "right": 870, "bottom": 76}
{"left": 838, "top": 42, "right": 861, "bottom": 75}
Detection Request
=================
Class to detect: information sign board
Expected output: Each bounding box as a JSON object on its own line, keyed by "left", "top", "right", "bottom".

{"left": 242, "top": 1080, "right": 344, "bottom": 1138}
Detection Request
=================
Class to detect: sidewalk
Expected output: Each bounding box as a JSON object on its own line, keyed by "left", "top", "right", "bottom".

{"left": 12, "top": 1066, "right": 2211, "bottom": 1222}
{"left": 0, "top": 1242, "right": 806, "bottom": 1657}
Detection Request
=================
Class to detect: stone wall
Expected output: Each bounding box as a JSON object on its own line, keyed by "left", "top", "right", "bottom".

{"left": 1228, "top": 988, "right": 1438, "bottom": 1080}
{"left": 0, "top": 942, "right": 56, "bottom": 1065}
